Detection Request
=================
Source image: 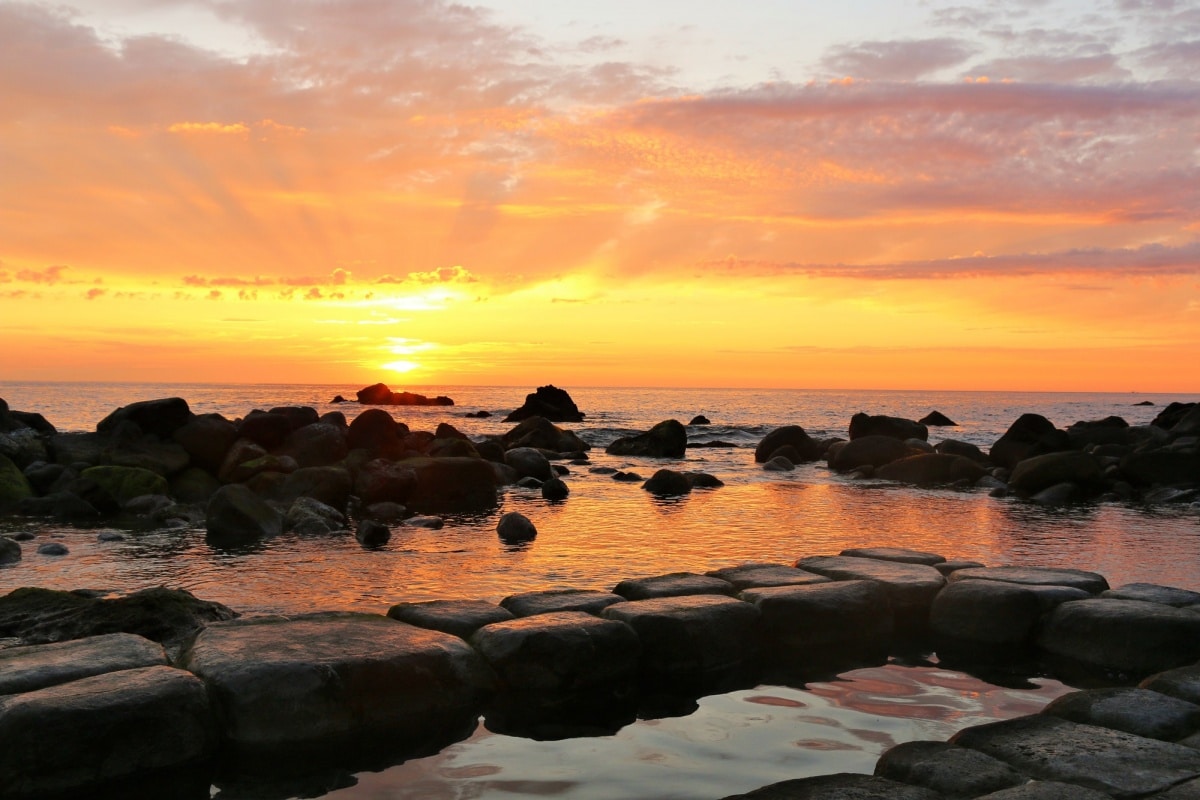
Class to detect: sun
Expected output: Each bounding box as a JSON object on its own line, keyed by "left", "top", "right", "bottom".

{"left": 382, "top": 359, "right": 420, "bottom": 374}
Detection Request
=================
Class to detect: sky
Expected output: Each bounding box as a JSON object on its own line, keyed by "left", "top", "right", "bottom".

{"left": 1, "top": 0, "right": 1198, "bottom": 391}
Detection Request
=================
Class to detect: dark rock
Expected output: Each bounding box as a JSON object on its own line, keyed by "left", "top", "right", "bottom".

{"left": 721, "top": 773, "right": 943, "bottom": 799}
{"left": 501, "top": 588, "right": 624, "bottom": 617}
{"left": 80, "top": 465, "right": 168, "bottom": 506}
{"left": 37, "top": 542, "right": 68, "bottom": 556}
{"left": 763, "top": 455, "right": 795, "bottom": 471}
{"left": 0, "top": 454, "right": 34, "bottom": 510}
{"left": 268, "top": 405, "right": 320, "bottom": 430}
{"left": 874, "top": 740, "right": 1026, "bottom": 798}
{"left": 355, "top": 519, "right": 391, "bottom": 548}
{"left": 689, "top": 415, "right": 711, "bottom": 426}
{"left": 754, "top": 426, "right": 822, "bottom": 463}
{"left": 362, "top": 501, "right": 407, "bottom": 522}
{"left": 502, "top": 385, "right": 584, "bottom": 423}
{"left": 1067, "top": 416, "right": 1135, "bottom": 449}
{"left": 796, "top": 555, "right": 945, "bottom": 634}
{"left": 216, "top": 438, "right": 268, "bottom": 482}
{"left": 613, "top": 572, "right": 735, "bottom": 600}
{"left": 388, "top": 599, "right": 514, "bottom": 639}
{"left": 516, "top": 476, "right": 543, "bottom": 489}
{"left": 687, "top": 471, "right": 724, "bottom": 488}
{"left": 320, "top": 411, "right": 347, "bottom": 428}
{"left": 1104, "top": 583, "right": 1200, "bottom": 608}
{"left": 951, "top": 714, "right": 1200, "bottom": 798}
{"left": 496, "top": 511, "right": 537, "bottom": 543}
{"left": 841, "top": 547, "right": 946, "bottom": 566}
{"left": 98, "top": 531, "right": 125, "bottom": 542}
{"left": 426, "top": 436, "right": 479, "bottom": 459}
{"left": 541, "top": 477, "right": 569, "bottom": 501}
{"left": 470, "top": 611, "right": 640, "bottom": 691}
{"left": 16, "top": 491, "right": 100, "bottom": 521}
{"left": 1039, "top": 598, "right": 1200, "bottom": 676}
{"left": 1152, "top": 402, "right": 1198, "bottom": 431}
{"left": 642, "top": 468, "right": 692, "bottom": 496}
{"left": 935, "top": 439, "right": 991, "bottom": 464}
{"left": 975, "top": 781, "right": 1115, "bottom": 799}
{"left": 948, "top": 566, "right": 1109, "bottom": 594}
{"left": 931, "top": 579, "right": 1042, "bottom": 651}
{"left": 285, "top": 496, "right": 346, "bottom": 535}
{"left": 347, "top": 408, "right": 408, "bottom": 457}
{"left": 356, "top": 383, "right": 453, "bottom": 406}
{"left": 465, "top": 410, "right": 492, "bottom": 418}
{"left": 402, "top": 515, "right": 444, "bottom": 529}
{"left": 0, "top": 428, "right": 48, "bottom": 469}
{"left": 178, "top": 613, "right": 491, "bottom": 757}
{"left": 206, "top": 483, "right": 283, "bottom": 544}
{"left": 0, "top": 632, "right": 167, "bottom": 695}
{"left": 935, "top": 559, "right": 986, "bottom": 576}
{"left": 828, "top": 435, "right": 912, "bottom": 471}
{"left": 276, "top": 422, "right": 348, "bottom": 468}
{"left": 96, "top": 397, "right": 193, "bottom": 439}
{"left": 1009, "top": 451, "right": 1104, "bottom": 496}
{"left": 0, "top": 665, "right": 213, "bottom": 799}
{"left": 402, "top": 457, "right": 496, "bottom": 513}
{"left": 1043, "top": 687, "right": 1200, "bottom": 741}
{"left": 1142, "top": 665, "right": 1200, "bottom": 705}
{"left": 275, "top": 465, "right": 354, "bottom": 510}
{"left": 48, "top": 431, "right": 107, "bottom": 467}
{"left": 990, "top": 414, "right": 1065, "bottom": 470}
{"left": 1169, "top": 405, "right": 1200, "bottom": 437}
{"left": 706, "top": 564, "right": 831, "bottom": 591}
{"left": 354, "top": 459, "right": 417, "bottom": 506}
{"left": 612, "top": 470, "right": 643, "bottom": 482}
{"left": 0, "top": 537, "right": 19, "bottom": 564}
{"left": 849, "top": 412, "right": 929, "bottom": 441}
{"left": 237, "top": 410, "right": 294, "bottom": 449}
{"left": 331, "top": 394, "right": 347, "bottom": 403}
{"left": 876, "top": 453, "right": 986, "bottom": 485}
{"left": 505, "top": 447, "right": 553, "bottom": 480}
{"left": 500, "top": 416, "right": 590, "bottom": 452}
{"left": 919, "top": 411, "right": 957, "bottom": 426}
{"left": 606, "top": 419, "right": 687, "bottom": 458}
{"left": 1121, "top": 449, "right": 1200, "bottom": 488}
{"left": 169, "top": 466, "right": 221, "bottom": 504}
{"left": 21, "top": 461, "right": 65, "bottom": 494}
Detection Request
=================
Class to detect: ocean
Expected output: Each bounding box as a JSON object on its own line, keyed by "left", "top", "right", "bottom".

{"left": 1, "top": 381, "right": 1196, "bottom": 799}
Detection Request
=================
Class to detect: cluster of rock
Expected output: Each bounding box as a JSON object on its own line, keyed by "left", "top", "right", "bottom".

{"left": 756, "top": 404, "right": 1200, "bottom": 506}
{"left": 5, "top": 547, "right": 1200, "bottom": 798}
{"left": 347, "top": 382, "right": 454, "bottom": 406}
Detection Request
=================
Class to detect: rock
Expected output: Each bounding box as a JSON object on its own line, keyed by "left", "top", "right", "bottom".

{"left": 606, "top": 419, "right": 687, "bottom": 458}
{"left": 541, "top": 477, "right": 569, "bottom": 501}
{"left": 0, "top": 536, "right": 19, "bottom": 564}
{"left": 98, "top": 531, "right": 125, "bottom": 542}
{"left": 354, "top": 459, "right": 417, "bottom": 506}
{"left": 874, "top": 740, "right": 1027, "bottom": 798}
{"left": 216, "top": 438, "right": 268, "bottom": 482}
{"left": 172, "top": 413, "right": 238, "bottom": 473}
{"left": 96, "top": 397, "right": 193, "bottom": 439}
{"left": 178, "top": 613, "right": 491, "bottom": 758}
{"left": 502, "top": 385, "right": 584, "bottom": 423}
{"left": 362, "top": 501, "right": 407, "bottom": 522}
{"left": 1030, "top": 482, "right": 1080, "bottom": 506}
{"left": 613, "top": 572, "right": 735, "bottom": 600}
{"left": 951, "top": 714, "right": 1200, "bottom": 798}
{"left": 828, "top": 434, "right": 912, "bottom": 471}
{"left": 706, "top": 564, "right": 831, "bottom": 591}
{"left": 1008, "top": 451, "right": 1105, "bottom": 496}
{"left": 849, "top": 412, "right": 929, "bottom": 441}
{"left": 754, "top": 426, "right": 824, "bottom": 463}
{"left": 347, "top": 408, "right": 408, "bottom": 457}
{"left": 17, "top": 491, "right": 100, "bottom": 521}
{"left": 602, "top": 595, "right": 761, "bottom": 681}
{"left": 1169, "top": 405, "right": 1200, "bottom": 437}
{"left": 206, "top": 483, "right": 283, "bottom": 544}
{"left": 721, "top": 773, "right": 943, "bottom": 799}
{"left": 1067, "top": 416, "right": 1136, "bottom": 449}
{"left": 465, "top": 410, "right": 492, "bottom": 418}
{"left": 500, "top": 588, "right": 624, "bottom": 617}
{"left": 689, "top": 415, "right": 711, "bottom": 425}
{"left": 404, "top": 457, "right": 498, "bottom": 514}
{"left": 355, "top": 519, "right": 391, "bottom": 548}
{"left": 687, "top": 471, "right": 724, "bottom": 488}
{"left": 1038, "top": 598, "right": 1200, "bottom": 676}
{"left": 428, "top": 436, "right": 479, "bottom": 458}
{"left": 403, "top": 515, "right": 445, "bottom": 529}
{"left": 0, "top": 632, "right": 167, "bottom": 695}
{"left": 0, "top": 665, "right": 213, "bottom": 799}
{"left": 876, "top": 453, "right": 986, "bottom": 485}
{"left": 500, "top": 416, "right": 590, "bottom": 452}
{"left": 276, "top": 421, "right": 349, "bottom": 468}
{"left": 1142, "top": 665, "right": 1200, "bottom": 705}
{"left": 1103, "top": 583, "right": 1200, "bottom": 608}
{"left": 121, "top": 493, "right": 172, "bottom": 517}
{"left": 948, "top": 566, "right": 1109, "bottom": 594}
{"left": 387, "top": 599, "right": 514, "bottom": 639}
{"left": 48, "top": 431, "right": 107, "bottom": 467}
{"left": 642, "top": 468, "right": 693, "bottom": 496}
{"left": 935, "top": 559, "right": 986, "bottom": 576}
{"left": 470, "top": 611, "right": 640, "bottom": 691}
{"left": 841, "top": 547, "right": 946, "bottom": 566}
{"left": 505, "top": 447, "right": 553, "bottom": 480}
{"left": 763, "top": 456, "right": 795, "bottom": 471}
{"left": 930, "top": 579, "right": 1042, "bottom": 650}
{"left": 1153, "top": 402, "right": 1199, "bottom": 431}
{"left": 612, "top": 470, "right": 643, "bottom": 482}
{"left": 919, "top": 411, "right": 957, "bottom": 426}
{"left": 0, "top": 428, "right": 48, "bottom": 469}
{"left": 990, "top": 413, "right": 1066, "bottom": 470}
{"left": 237, "top": 410, "right": 294, "bottom": 449}
{"left": 356, "top": 383, "right": 453, "bottom": 406}
{"left": 268, "top": 405, "right": 320, "bottom": 430}
{"left": 975, "top": 781, "right": 1115, "bottom": 799}
{"left": 0, "top": 454, "right": 34, "bottom": 511}
{"left": 1121, "top": 449, "right": 1200, "bottom": 488}
{"left": 21, "top": 461, "right": 64, "bottom": 494}
{"left": 79, "top": 465, "right": 169, "bottom": 507}
{"left": 1043, "top": 687, "right": 1200, "bottom": 742}
{"left": 285, "top": 496, "right": 346, "bottom": 535}
{"left": 169, "top": 466, "right": 221, "bottom": 504}
{"left": 36, "top": 542, "right": 68, "bottom": 556}
{"left": 936, "top": 438, "right": 991, "bottom": 464}
{"left": 275, "top": 465, "right": 354, "bottom": 510}
{"left": 497, "top": 511, "right": 537, "bottom": 543}
{"left": 798, "top": 555, "right": 945, "bottom": 634}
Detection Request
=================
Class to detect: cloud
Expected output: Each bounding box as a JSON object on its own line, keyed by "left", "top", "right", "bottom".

{"left": 819, "top": 38, "right": 978, "bottom": 81}
{"left": 14, "top": 265, "right": 69, "bottom": 284}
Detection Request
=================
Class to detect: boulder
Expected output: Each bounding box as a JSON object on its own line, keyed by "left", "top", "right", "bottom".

{"left": 169, "top": 466, "right": 221, "bottom": 504}
{"left": 1121, "top": 449, "right": 1200, "bottom": 488}
{"left": 79, "top": 465, "right": 169, "bottom": 507}
{"left": 762, "top": 456, "right": 795, "bottom": 471}
{"left": 849, "top": 412, "right": 929, "bottom": 441}
{"left": 355, "top": 383, "right": 453, "bottom": 406}
{"left": 355, "top": 519, "right": 391, "bottom": 548}
{"left": 841, "top": 547, "right": 946, "bottom": 566}
{"left": 354, "top": 459, "right": 417, "bottom": 506}
{"left": 505, "top": 447, "right": 553, "bottom": 480}
{"left": 687, "top": 471, "right": 724, "bottom": 488}
{"left": 606, "top": 419, "right": 687, "bottom": 458}
{"left": 874, "top": 740, "right": 1027, "bottom": 798}
{"left": 500, "top": 416, "right": 590, "bottom": 452}
{"left": 1142, "top": 665, "right": 1200, "bottom": 705}
{"left": 216, "top": 438, "right": 268, "bottom": 482}
{"left": 96, "top": 397, "right": 193, "bottom": 438}
{"left": 1103, "top": 583, "right": 1200, "bottom": 608}
{"left": 178, "top": 613, "right": 491, "bottom": 757}
{"left": 0, "top": 428, "right": 48, "bottom": 469}
{"left": 990, "top": 414, "right": 1066, "bottom": 470}
{"left": 721, "top": 773, "right": 943, "bottom": 800}
{"left": 0, "top": 536, "right": 19, "bottom": 564}
{"left": 952, "top": 714, "right": 1200, "bottom": 798}
{"left": 206, "top": 483, "right": 283, "bottom": 544}
{"left": 828, "top": 434, "right": 912, "bottom": 471}
{"left": 741, "top": 580, "right": 892, "bottom": 667}
{"left": 404, "top": 457, "right": 497, "bottom": 514}
{"left": 37, "top": 542, "right": 68, "bottom": 556}
{"left": 797, "top": 555, "right": 945, "bottom": 633}
{"left": 1169, "top": 405, "right": 1200, "bottom": 437}
{"left": 0, "top": 454, "right": 34, "bottom": 510}
{"left": 268, "top": 405, "right": 320, "bottom": 430}
{"left": 0, "top": 632, "right": 167, "bottom": 695}
{"left": 642, "top": 468, "right": 694, "bottom": 496}
{"left": 930, "top": 579, "right": 1042, "bottom": 650}
{"left": 948, "top": 566, "right": 1109, "bottom": 594}
{"left": 16, "top": 491, "right": 100, "bottom": 521}
{"left": 1008, "top": 451, "right": 1105, "bottom": 496}
{"left": 0, "top": 666, "right": 213, "bottom": 799}
{"left": 502, "top": 385, "right": 584, "bottom": 423}
{"left": 541, "top": 477, "right": 569, "bottom": 501}
{"left": 754, "top": 426, "right": 823, "bottom": 463}
{"left": 1038, "top": 598, "right": 1200, "bottom": 676}
{"left": 501, "top": 588, "right": 624, "bottom": 617}
{"left": 276, "top": 421, "right": 348, "bottom": 468}
{"left": 1043, "top": 687, "right": 1200, "bottom": 742}
{"left": 427, "top": 437, "right": 479, "bottom": 458}
{"left": 285, "top": 496, "right": 346, "bottom": 535}
{"left": 876, "top": 453, "right": 986, "bottom": 486}
{"left": 48, "top": 431, "right": 107, "bottom": 467}
{"left": 237, "top": 410, "right": 294, "bottom": 449}
{"left": 275, "top": 465, "right": 353, "bottom": 510}
{"left": 706, "top": 564, "right": 831, "bottom": 591}
{"left": 1153, "top": 402, "right": 1198, "bottom": 431}
{"left": 1068, "top": 416, "right": 1135, "bottom": 449}
{"left": 919, "top": 411, "right": 957, "bottom": 426}
{"left": 613, "top": 572, "right": 735, "bottom": 600}
{"left": 976, "top": 783, "right": 1114, "bottom": 800}
{"left": 470, "top": 610, "right": 640, "bottom": 691}
{"left": 689, "top": 415, "right": 711, "bottom": 425}
{"left": 387, "top": 599, "right": 514, "bottom": 639}
{"left": 935, "top": 438, "right": 991, "bottom": 464}
{"left": 347, "top": 408, "right": 408, "bottom": 457}
{"left": 172, "top": 413, "right": 238, "bottom": 473}
{"left": 497, "top": 511, "right": 537, "bottom": 543}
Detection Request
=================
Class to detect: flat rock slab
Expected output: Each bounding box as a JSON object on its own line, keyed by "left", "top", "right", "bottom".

{"left": 796, "top": 556, "right": 945, "bottom": 618}
{"left": 179, "top": 612, "right": 492, "bottom": 755}
{"left": 602, "top": 595, "right": 761, "bottom": 676}
{"left": 741, "top": 580, "right": 892, "bottom": 649}
{"left": 948, "top": 566, "right": 1109, "bottom": 594}
{"left": 951, "top": 714, "right": 1200, "bottom": 798}
{"left": 721, "top": 772, "right": 945, "bottom": 799}
{"left": 1152, "top": 777, "right": 1200, "bottom": 798}
{"left": 387, "top": 599, "right": 514, "bottom": 639}
{"left": 500, "top": 588, "right": 624, "bottom": 617}
{"left": 1038, "top": 598, "right": 1200, "bottom": 675}
{"left": 0, "top": 632, "right": 167, "bottom": 695}
{"left": 706, "top": 564, "right": 832, "bottom": 591}
{"left": 1103, "top": 583, "right": 1200, "bottom": 608}
{"left": 470, "top": 611, "right": 640, "bottom": 691}
{"left": 930, "top": 580, "right": 1041, "bottom": 646}
{"left": 874, "top": 740, "right": 1027, "bottom": 798}
{"left": 0, "top": 665, "right": 212, "bottom": 799}
{"left": 1143, "top": 666, "right": 1200, "bottom": 705}
{"left": 841, "top": 547, "right": 947, "bottom": 566}
{"left": 1043, "top": 687, "right": 1200, "bottom": 742}
{"left": 612, "top": 571, "right": 735, "bottom": 600}
{"left": 975, "top": 781, "right": 1112, "bottom": 800}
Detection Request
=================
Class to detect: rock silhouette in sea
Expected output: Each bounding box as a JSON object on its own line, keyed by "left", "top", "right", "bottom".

{"left": 503, "top": 385, "right": 585, "bottom": 423}
{"left": 356, "top": 383, "right": 454, "bottom": 406}
{"left": 606, "top": 420, "right": 687, "bottom": 458}
{"left": 919, "top": 410, "right": 957, "bottom": 426}
{"left": 849, "top": 412, "right": 929, "bottom": 442}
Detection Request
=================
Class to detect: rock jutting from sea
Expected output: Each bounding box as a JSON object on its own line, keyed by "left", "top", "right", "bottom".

{"left": 6, "top": 549, "right": 1200, "bottom": 798}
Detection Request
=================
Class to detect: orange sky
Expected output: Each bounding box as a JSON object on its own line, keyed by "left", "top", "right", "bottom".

{"left": 1, "top": 1, "right": 1198, "bottom": 391}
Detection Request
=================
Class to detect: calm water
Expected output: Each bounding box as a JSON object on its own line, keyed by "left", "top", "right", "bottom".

{"left": 0, "top": 382, "right": 1194, "bottom": 799}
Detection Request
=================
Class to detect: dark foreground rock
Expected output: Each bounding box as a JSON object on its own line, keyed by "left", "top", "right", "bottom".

{"left": 1038, "top": 598, "right": 1200, "bottom": 676}
{"left": 387, "top": 599, "right": 515, "bottom": 639}
{"left": 797, "top": 555, "right": 945, "bottom": 634}
{"left": 722, "top": 773, "right": 944, "bottom": 800}
{"left": 874, "top": 739, "right": 1026, "bottom": 798}
{"left": 1042, "top": 687, "right": 1200, "bottom": 741}
{"left": 0, "top": 632, "right": 167, "bottom": 695}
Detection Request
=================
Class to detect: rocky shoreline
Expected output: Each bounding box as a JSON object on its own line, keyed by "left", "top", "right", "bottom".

{"left": 5, "top": 550, "right": 1200, "bottom": 798}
